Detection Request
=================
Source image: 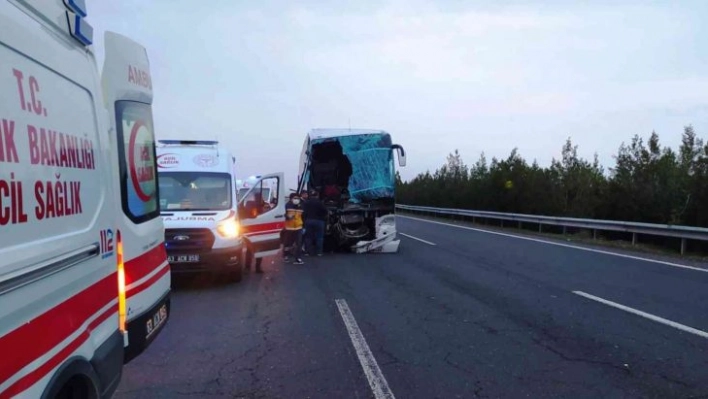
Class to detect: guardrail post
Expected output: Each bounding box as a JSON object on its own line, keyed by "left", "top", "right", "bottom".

{"left": 592, "top": 229, "right": 597, "bottom": 240}
{"left": 539, "top": 223, "right": 542, "bottom": 233}
{"left": 681, "top": 238, "right": 686, "bottom": 255}
{"left": 562, "top": 226, "right": 567, "bottom": 236}
{"left": 501, "top": 220, "right": 504, "bottom": 228}
{"left": 632, "top": 232, "right": 637, "bottom": 246}
{"left": 472, "top": 216, "right": 476, "bottom": 224}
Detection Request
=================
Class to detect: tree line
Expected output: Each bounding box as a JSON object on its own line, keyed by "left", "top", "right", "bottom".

{"left": 395, "top": 125, "right": 708, "bottom": 228}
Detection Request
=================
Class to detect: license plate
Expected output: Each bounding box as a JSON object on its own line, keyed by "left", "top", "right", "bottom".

{"left": 146, "top": 304, "right": 168, "bottom": 339}
{"left": 168, "top": 254, "right": 200, "bottom": 263}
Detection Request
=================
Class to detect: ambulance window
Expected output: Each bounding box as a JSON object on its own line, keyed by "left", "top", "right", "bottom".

{"left": 237, "top": 187, "right": 250, "bottom": 201}
{"left": 115, "top": 101, "right": 159, "bottom": 223}
{"left": 242, "top": 177, "right": 279, "bottom": 216}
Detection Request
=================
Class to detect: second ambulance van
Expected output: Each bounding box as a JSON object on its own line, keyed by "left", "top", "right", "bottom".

{"left": 157, "top": 140, "right": 245, "bottom": 281}
{"left": 157, "top": 141, "right": 288, "bottom": 278}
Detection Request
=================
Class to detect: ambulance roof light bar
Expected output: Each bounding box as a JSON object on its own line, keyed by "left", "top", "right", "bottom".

{"left": 62, "top": 0, "right": 92, "bottom": 46}
{"left": 66, "top": 12, "right": 93, "bottom": 46}
{"left": 64, "top": 0, "right": 87, "bottom": 17}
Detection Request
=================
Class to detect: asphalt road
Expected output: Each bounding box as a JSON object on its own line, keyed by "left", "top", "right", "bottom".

{"left": 115, "top": 216, "right": 708, "bottom": 398}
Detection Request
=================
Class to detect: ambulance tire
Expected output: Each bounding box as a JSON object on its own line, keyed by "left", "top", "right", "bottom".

{"left": 225, "top": 269, "right": 242, "bottom": 283}
{"left": 224, "top": 261, "right": 242, "bottom": 283}
{"left": 44, "top": 359, "right": 100, "bottom": 399}
{"left": 238, "top": 249, "right": 245, "bottom": 270}
{"left": 245, "top": 248, "right": 254, "bottom": 270}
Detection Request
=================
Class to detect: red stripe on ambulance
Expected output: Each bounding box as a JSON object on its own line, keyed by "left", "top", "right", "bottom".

{"left": 241, "top": 221, "right": 284, "bottom": 236}
{"left": 0, "top": 273, "right": 117, "bottom": 394}
{"left": 1, "top": 303, "right": 117, "bottom": 398}
{"left": 0, "top": 241, "right": 168, "bottom": 397}
{"left": 127, "top": 262, "right": 170, "bottom": 298}
{"left": 124, "top": 243, "right": 168, "bottom": 286}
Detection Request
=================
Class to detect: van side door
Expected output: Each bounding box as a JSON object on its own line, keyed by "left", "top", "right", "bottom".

{"left": 238, "top": 173, "right": 286, "bottom": 260}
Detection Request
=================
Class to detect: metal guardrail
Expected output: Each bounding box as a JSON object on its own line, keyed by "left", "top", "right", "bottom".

{"left": 396, "top": 204, "right": 708, "bottom": 255}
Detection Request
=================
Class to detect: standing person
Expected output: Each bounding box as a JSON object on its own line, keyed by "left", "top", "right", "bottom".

{"left": 299, "top": 190, "right": 309, "bottom": 255}
{"left": 283, "top": 192, "right": 304, "bottom": 265}
{"left": 303, "top": 190, "right": 327, "bottom": 256}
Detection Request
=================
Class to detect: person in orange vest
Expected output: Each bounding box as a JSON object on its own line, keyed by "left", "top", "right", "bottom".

{"left": 282, "top": 192, "right": 304, "bottom": 264}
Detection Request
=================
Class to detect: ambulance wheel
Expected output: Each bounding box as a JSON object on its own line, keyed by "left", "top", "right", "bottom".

{"left": 55, "top": 374, "right": 98, "bottom": 399}
{"left": 245, "top": 249, "right": 254, "bottom": 270}
{"left": 225, "top": 266, "right": 242, "bottom": 283}
{"left": 46, "top": 360, "right": 100, "bottom": 399}
{"left": 238, "top": 249, "right": 245, "bottom": 270}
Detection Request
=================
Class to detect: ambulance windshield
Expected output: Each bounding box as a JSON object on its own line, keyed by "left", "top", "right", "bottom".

{"left": 159, "top": 172, "right": 232, "bottom": 211}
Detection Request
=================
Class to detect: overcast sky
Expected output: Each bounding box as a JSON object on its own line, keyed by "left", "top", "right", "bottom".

{"left": 90, "top": 0, "right": 708, "bottom": 189}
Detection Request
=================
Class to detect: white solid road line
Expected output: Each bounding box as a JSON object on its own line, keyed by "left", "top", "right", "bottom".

{"left": 335, "top": 299, "right": 396, "bottom": 399}
{"left": 398, "top": 215, "right": 708, "bottom": 274}
{"left": 573, "top": 291, "right": 708, "bottom": 339}
{"left": 399, "top": 232, "right": 436, "bottom": 246}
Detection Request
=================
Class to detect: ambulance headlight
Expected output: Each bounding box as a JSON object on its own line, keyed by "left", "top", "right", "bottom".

{"left": 217, "top": 218, "right": 240, "bottom": 238}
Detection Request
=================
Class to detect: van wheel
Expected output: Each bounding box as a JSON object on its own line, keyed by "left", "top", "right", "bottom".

{"left": 55, "top": 375, "right": 97, "bottom": 399}
{"left": 238, "top": 250, "right": 245, "bottom": 270}
{"left": 245, "top": 249, "right": 254, "bottom": 270}
{"left": 225, "top": 266, "right": 242, "bottom": 283}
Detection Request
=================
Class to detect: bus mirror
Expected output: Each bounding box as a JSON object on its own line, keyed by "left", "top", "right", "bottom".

{"left": 392, "top": 144, "right": 406, "bottom": 167}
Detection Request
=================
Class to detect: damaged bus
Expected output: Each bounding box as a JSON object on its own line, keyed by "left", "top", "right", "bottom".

{"left": 297, "top": 129, "right": 406, "bottom": 253}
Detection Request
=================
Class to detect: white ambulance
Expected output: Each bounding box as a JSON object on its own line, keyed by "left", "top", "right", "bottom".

{"left": 157, "top": 140, "right": 246, "bottom": 280}
{"left": 0, "top": 1, "right": 169, "bottom": 397}
{"left": 157, "top": 142, "right": 286, "bottom": 277}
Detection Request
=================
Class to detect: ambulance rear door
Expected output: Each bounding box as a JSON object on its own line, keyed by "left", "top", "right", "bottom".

{"left": 101, "top": 31, "right": 170, "bottom": 363}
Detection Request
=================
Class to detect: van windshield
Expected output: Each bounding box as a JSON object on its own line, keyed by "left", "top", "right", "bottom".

{"left": 159, "top": 172, "right": 232, "bottom": 211}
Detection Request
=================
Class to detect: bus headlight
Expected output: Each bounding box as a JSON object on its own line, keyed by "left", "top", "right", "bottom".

{"left": 217, "top": 218, "right": 240, "bottom": 238}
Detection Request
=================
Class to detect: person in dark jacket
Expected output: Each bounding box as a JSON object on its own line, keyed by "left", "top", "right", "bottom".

{"left": 302, "top": 190, "right": 328, "bottom": 256}
{"left": 299, "top": 190, "right": 309, "bottom": 254}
